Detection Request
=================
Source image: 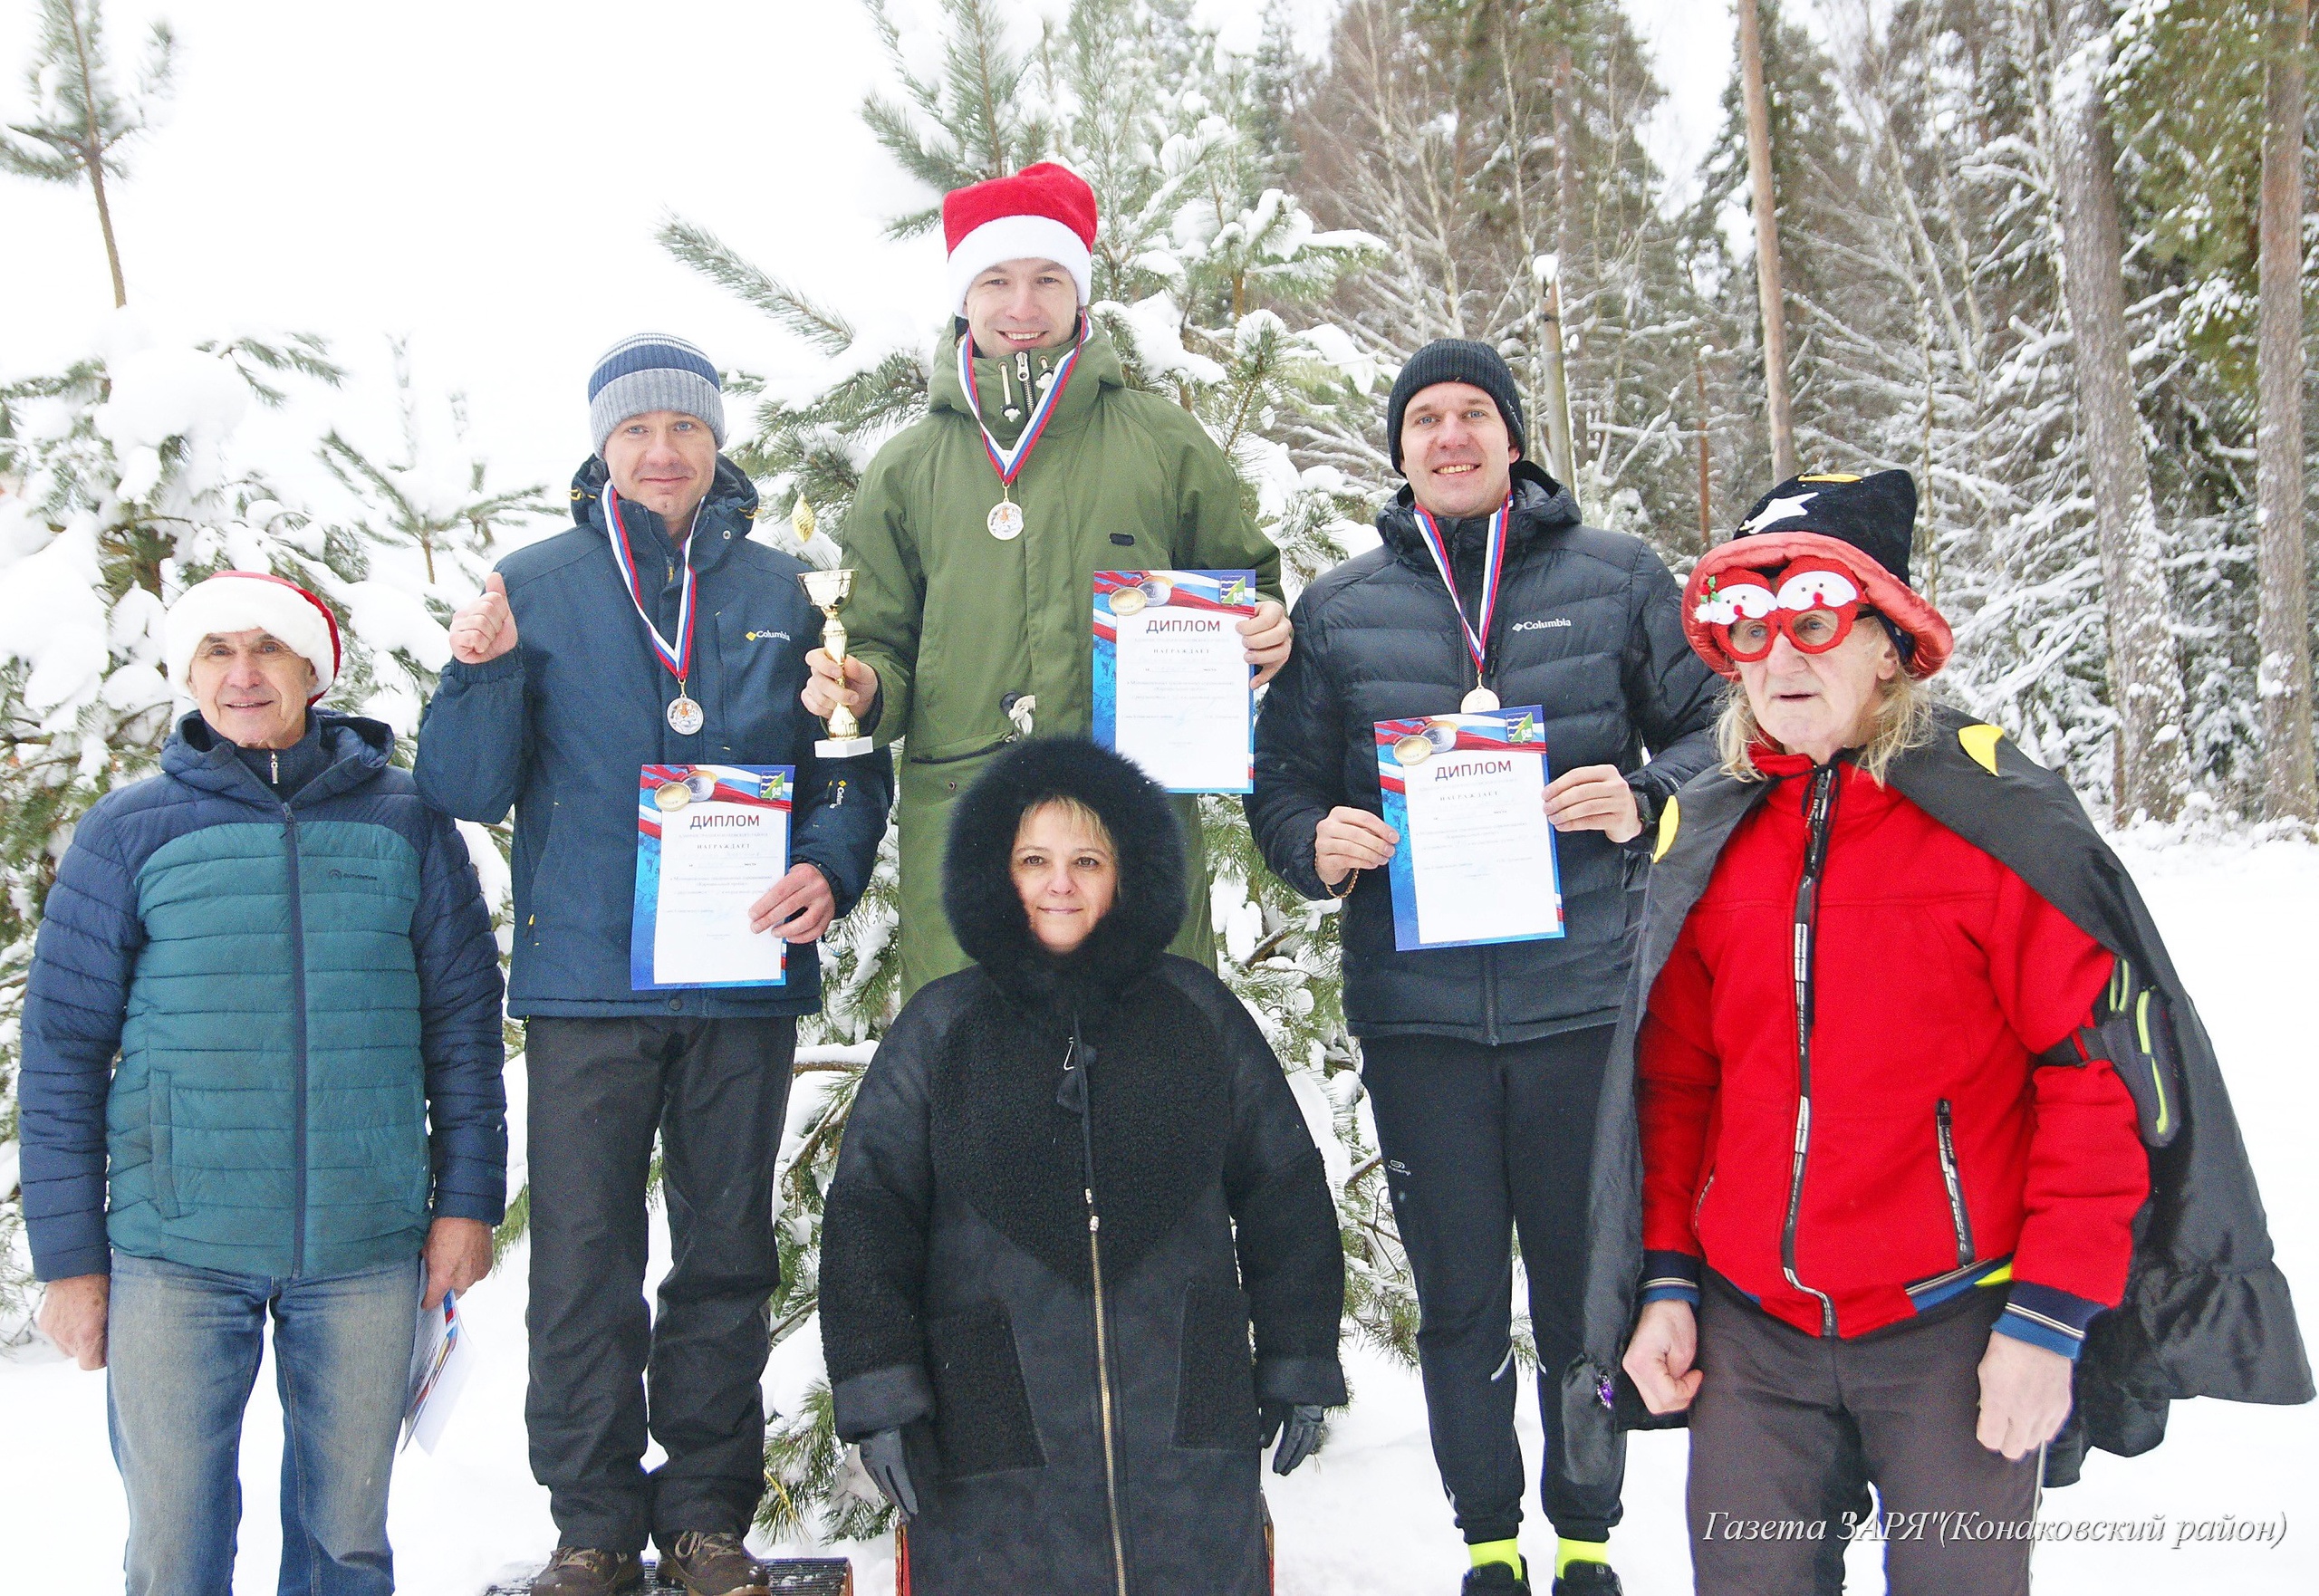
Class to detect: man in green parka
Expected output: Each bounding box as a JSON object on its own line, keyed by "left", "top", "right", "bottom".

{"left": 803, "top": 161, "right": 1291, "bottom": 995}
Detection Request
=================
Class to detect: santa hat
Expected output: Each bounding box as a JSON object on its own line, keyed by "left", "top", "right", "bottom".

{"left": 943, "top": 162, "right": 1097, "bottom": 313}
{"left": 1682, "top": 469, "right": 1954, "bottom": 679}
{"left": 166, "top": 571, "right": 343, "bottom": 703}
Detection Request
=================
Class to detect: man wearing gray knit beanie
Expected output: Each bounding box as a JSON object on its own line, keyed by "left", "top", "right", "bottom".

{"left": 415, "top": 334, "right": 891, "bottom": 1596}
{"left": 1247, "top": 337, "right": 1720, "bottom": 1596}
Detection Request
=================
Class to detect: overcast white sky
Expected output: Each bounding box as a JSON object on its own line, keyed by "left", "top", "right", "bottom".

{"left": 1, "top": 1, "right": 1741, "bottom": 517}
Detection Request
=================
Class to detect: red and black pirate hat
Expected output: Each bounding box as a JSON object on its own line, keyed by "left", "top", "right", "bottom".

{"left": 1682, "top": 468, "right": 1954, "bottom": 679}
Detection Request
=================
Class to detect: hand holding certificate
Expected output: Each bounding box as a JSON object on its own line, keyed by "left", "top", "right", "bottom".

{"left": 631, "top": 764, "right": 794, "bottom": 990}
{"left": 1375, "top": 707, "right": 1564, "bottom": 951}
{"left": 1093, "top": 570, "right": 1257, "bottom": 793}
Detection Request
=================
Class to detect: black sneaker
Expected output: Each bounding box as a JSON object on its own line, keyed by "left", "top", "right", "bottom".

{"left": 1463, "top": 1559, "right": 1532, "bottom": 1595}
{"left": 530, "top": 1547, "right": 645, "bottom": 1596}
{"left": 1552, "top": 1560, "right": 1624, "bottom": 1595}
{"left": 660, "top": 1530, "right": 771, "bottom": 1596}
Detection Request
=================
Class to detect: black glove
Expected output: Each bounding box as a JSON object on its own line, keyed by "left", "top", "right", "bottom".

{"left": 858, "top": 1427, "right": 919, "bottom": 1518}
{"left": 1260, "top": 1402, "right": 1325, "bottom": 1476}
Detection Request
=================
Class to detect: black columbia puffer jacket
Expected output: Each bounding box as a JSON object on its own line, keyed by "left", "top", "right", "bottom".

{"left": 1246, "top": 462, "right": 1718, "bottom": 1042}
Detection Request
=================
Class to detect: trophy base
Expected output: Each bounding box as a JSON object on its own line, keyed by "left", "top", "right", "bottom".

{"left": 815, "top": 735, "right": 876, "bottom": 759}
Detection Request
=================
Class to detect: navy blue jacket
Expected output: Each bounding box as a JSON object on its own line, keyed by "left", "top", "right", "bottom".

{"left": 20, "top": 711, "right": 507, "bottom": 1282}
{"left": 1246, "top": 463, "right": 1719, "bottom": 1043}
{"left": 414, "top": 457, "right": 891, "bottom": 1018}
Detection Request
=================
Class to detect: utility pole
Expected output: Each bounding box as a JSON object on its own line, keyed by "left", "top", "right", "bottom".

{"left": 1535, "top": 255, "right": 1578, "bottom": 490}
{"left": 1736, "top": 0, "right": 1797, "bottom": 478}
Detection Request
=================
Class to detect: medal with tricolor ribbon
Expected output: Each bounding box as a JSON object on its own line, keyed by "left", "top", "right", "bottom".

{"left": 958, "top": 330, "right": 1085, "bottom": 541}
{"left": 1410, "top": 496, "right": 1513, "bottom": 712}
{"left": 602, "top": 483, "right": 705, "bottom": 735}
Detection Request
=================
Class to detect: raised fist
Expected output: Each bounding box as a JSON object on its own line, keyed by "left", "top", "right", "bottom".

{"left": 449, "top": 572, "right": 518, "bottom": 666}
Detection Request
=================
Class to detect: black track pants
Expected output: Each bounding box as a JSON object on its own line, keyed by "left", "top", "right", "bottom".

{"left": 1360, "top": 1026, "right": 1624, "bottom": 1544}
{"left": 523, "top": 1014, "right": 796, "bottom": 1553}
{"left": 1688, "top": 1273, "right": 2039, "bottom": 1596}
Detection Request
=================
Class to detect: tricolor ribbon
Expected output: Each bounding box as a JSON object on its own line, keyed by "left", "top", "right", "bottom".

{"left": 958, "top": 329, "right": 1085, "bottom": 487}
{"left": 1410, "top": 496, "right": 1511, "bottom": 687}
{"left": 602, "top": 483, "right": 698, "bottom": 687}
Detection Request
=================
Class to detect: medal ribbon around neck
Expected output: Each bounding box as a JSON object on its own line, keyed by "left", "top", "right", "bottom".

{"left": 957, "top": 327, "right": 1086, "bottom": 491}
{"left": 602, "top": 482, "right": 698, "bottom": 691}
{"left": 1410, "top": 496, "right": 1512, "bottom": 691}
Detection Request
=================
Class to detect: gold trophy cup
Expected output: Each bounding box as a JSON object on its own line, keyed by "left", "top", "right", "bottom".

{"left": 798, "top": 567, "right": 876, "bottom": 758}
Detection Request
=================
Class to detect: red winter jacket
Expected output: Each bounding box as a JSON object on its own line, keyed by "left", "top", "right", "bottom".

{"left": 1637, "top": 748, "right": 2150, "bottom": 1353}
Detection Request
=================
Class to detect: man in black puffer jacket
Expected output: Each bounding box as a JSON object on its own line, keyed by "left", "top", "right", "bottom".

{"left": 1246, "top": 341, "right": 1717, "bottom": 1596}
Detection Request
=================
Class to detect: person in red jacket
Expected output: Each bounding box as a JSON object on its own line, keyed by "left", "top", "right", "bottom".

{"left": 1618, "top": 471, "right": 2150, "bottom": 1595}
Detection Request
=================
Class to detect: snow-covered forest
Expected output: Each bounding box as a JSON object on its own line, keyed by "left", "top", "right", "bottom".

{"left": 3, "top": 0, "right": 2315, "bottom": 1591}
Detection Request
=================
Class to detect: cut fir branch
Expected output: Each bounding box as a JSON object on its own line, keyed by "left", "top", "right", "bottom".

{"left": 0, "top": 0, "right": 176, "bottom": 307}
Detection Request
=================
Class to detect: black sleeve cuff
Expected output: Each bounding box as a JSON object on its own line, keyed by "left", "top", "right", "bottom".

{"left": 829, "top": 1362, "right": 934, "bottom": 1442}
{"left": 1255, "top": 1353, "right": 1349, "bottom": 1408}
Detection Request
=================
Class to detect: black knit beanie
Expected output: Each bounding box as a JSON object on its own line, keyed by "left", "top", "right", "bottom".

{"left": 1385, "top": 339, "right": 1528, "bottom": 474}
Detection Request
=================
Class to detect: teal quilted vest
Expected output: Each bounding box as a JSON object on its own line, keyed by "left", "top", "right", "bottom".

{"left": 104, "top": 816, "right": 431, "bottom": 1277}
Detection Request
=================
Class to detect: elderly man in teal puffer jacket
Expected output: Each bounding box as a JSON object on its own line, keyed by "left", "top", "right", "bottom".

{"left": 19, "top": 571, "right": 507, "bottom": 1596}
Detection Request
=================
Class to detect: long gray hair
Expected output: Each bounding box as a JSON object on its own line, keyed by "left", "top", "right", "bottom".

{"left": 1714, "top": 620, "right": 1934, "bottom": 784}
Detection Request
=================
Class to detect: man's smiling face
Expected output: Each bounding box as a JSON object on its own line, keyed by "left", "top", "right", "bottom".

{"left": 1401, "top": 380, "right": 1518, "bottom": 520}
{"left": 963, "top": 258, "right": 1081, "bottom": 358}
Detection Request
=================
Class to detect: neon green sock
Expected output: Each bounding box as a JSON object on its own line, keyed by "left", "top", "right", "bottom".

{"left": 1468, "top": 1538, "right": 1524, "bottom": 1573}
{"left": 1554, "top": 1537, "right": 1610, "bottom": 1578}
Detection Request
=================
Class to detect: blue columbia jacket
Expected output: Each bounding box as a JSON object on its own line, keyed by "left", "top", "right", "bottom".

{"left": 413, "top": 457, "right": 890, "bottom": 1018}
{"left": 19, "top": 710, "right": 507, "bottom": 1283}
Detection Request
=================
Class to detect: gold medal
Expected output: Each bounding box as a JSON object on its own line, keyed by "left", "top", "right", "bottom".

{"left": 1461, "top": 687, "right": 1501, "bottom": 713}
{"left": 987, "top": 499, "right": 1025, "bottom": 541}
{"left": 667, "top": 694, "right": 704, "bottom": 736}
{"left": 1393, "top": 732, "right": 1436, "bottom": 766}
{"left": 1108, "top": 587, "right": 1147, "bottom": 616}
{"left": 653, "top": 780, "right": 691, "bottom": 811}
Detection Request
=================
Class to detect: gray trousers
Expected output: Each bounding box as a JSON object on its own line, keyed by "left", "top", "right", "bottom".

{"left": 523, "top": 1014, "right": 797, "bottom": 1553}
{"left": 1688, "top": 1274, "right": 2040, "bottom": 1596}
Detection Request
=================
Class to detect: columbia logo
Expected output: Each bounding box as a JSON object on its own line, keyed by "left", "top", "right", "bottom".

{"left": 743, "top": 630, "right": 792, "bottom": 643}
{"left": 1512, "top": 618, "right": 1572, "bottom": 631}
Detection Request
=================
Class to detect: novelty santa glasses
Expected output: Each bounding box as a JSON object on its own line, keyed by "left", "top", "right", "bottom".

{"left": 1692, "top": 558, "right": 1865, "bottom": 662}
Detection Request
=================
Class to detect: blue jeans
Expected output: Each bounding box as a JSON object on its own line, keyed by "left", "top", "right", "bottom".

{"left": 106, "top": 1251, "right": 422, "bottom": 1596}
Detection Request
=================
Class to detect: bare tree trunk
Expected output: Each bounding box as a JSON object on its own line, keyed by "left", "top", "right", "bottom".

{"left": 1737, "top": 0, "right": 1796, "bottom": 478}
{"left": 2258, "top": 0, "right": 2316, "bottom": 820}
{"left": 67, "top": 0, "right": 127, "bottom": 307}
{"left": 2048, "top": 0, "right": 2189, "bottom": 822}
{"left": 1697, "top": 348, "right": 1716, "bottom": 552}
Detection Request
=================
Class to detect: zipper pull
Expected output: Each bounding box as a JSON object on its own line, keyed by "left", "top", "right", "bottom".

{"left": 270, "top": 750, "right": 279, "bottom": 784}
{"left": 1015, "top": 349, "right": 1032, "bottom": 387}
{"left": 832, "top": 778, "right": 848, "bottom": 807}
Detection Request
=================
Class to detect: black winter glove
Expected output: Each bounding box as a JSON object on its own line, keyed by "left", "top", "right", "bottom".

{"left": 858, "top": 1427, "right": 919, "bottom": 1518}
{"left": 1261, "top": 1402, "right": 1325, "bottom": 1476}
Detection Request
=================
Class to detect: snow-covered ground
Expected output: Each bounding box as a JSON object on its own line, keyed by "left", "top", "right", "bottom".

{"left": 5, "top": 833, "right": 2314, "bottom": 1594}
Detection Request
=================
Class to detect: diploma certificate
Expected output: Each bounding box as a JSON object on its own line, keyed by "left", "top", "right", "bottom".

{"left": 1092, "top": 569, "right": 1256, "bottom": 793}
{"left": 630, "top": 764, "right": 792, "bottom": 989}
{"left": 1375, "top": 708, "right": 1564, "bottom": 951}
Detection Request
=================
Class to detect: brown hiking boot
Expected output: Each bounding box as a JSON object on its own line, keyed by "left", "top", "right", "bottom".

{"left": 661, "top": 1530, "right": 770, "bottom": 1596}
{"left": 530, "top": 1546, "right": 645, "bottom": 1595}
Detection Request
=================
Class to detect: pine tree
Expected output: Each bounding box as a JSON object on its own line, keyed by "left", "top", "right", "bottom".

{"left": 318, "top": 337, "right": 556, "bottom": 591}
{"left": 0, "top": 0, "right": 175, "bottom": 307}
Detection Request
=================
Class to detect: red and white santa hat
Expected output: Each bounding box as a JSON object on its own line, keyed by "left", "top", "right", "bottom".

{"left": 943, "top": 161, "right": 1098, "bottom": 313}
{"left": 165, "top": 571, "right": 344, "bottom": 703}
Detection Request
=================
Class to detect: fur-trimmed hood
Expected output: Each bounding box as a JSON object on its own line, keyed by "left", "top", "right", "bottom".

{"left": 943, "top": 737, "right": 1188, "bottom": 1009}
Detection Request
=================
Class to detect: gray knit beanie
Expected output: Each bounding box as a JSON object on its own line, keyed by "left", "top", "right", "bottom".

{"left": 588, "top": 332, "right": 726, "bottom": 457}
{"left": 1385, "top": 338, "right": 1527, "bottom": 474}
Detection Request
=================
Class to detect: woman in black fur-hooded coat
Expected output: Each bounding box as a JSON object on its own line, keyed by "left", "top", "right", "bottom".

{"left": 820, "top": 737, "right": 1348, "bottom": 1595}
